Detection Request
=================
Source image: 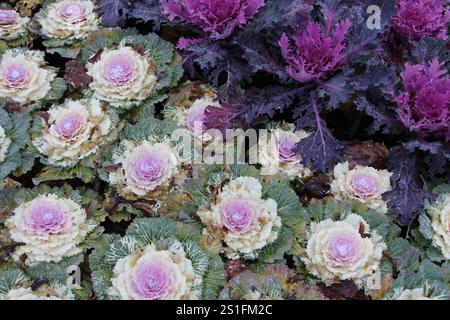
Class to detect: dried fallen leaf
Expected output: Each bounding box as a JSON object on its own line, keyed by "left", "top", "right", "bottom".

{"left": 64, "top": 60, "right": 93, "bottom": 91}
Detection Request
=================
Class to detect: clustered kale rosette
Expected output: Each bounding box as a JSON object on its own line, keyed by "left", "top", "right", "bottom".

{"left": 182, "top": 165, "right": 301, "bottom": 269}
{"left": 34, "top": 0, "right": 100, "bottom": 58}
{"left": 90, "top": 216, "right": 225, "bottom": 300}
{"left": 77, "top": 28, "right": 182, "bottom": 112}
{"left": 292, "top": 201, "right": 420, "bottom": 294}
{"left": 0, "top": 184, "right": 106, "bottom": 265}
{"left": 29, "top": 98, "right": 122, "bottom": 183}
{"left": 98, "top": 118, "right": 189, "bottom": 221}
{"left": 0, "top": 3, "right": 31, "bottom": 48}
{"left": 0, "top": 0, "right": 448, "bottom": 301}
{"left": 0, "top": 49, "right": 66, "bottom": 110}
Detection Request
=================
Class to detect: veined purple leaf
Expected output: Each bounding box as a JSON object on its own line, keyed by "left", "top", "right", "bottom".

{"left": 129, "top": 0, "right": 162, "bottom": 30}
{"left": 294, "top": 95, "right": 343, "bottom": 172}
{"left": 96, "top": 0, "right": 132, "bottom": 27}
{"left": 383, "top": 146, "right": 433, "bottom": 226}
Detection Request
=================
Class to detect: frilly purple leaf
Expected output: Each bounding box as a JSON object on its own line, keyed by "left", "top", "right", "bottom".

{"left": 391, "top": 0, "right": 450, "bottom": 40}
{"left": 96, "top": 0, "right": 132, "bottom": 27}
{"left": 396, "top": 58, "right": 450, "bottom": 140}
{"left": 279, "top": 18, "right": 351, "bottom": 83}
{"left": 161, "top": 0, "right": 265, "bottom": 40}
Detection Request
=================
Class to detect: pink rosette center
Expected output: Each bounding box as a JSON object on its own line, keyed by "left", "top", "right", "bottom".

{"left": 327, "top": 234, "right": 360, "bottom": 265}
{"left": 277, "top": 137, "right": 299, "bottom": 162}
{"left": 131, "top": 262, "right": 172, "bottom": 300}
{"left": 59, "top": 2, "right": 85, "bottom": 21}
{"left": 0, "top": 10, "right": 17, "bottom": 25}
{"left": 221, "top": 199, "right": 256, "bottom": 234}
{"left": 2, "top": 64, "right": 30, "bottom": 88}
{"left": 103, "top": 55, "right": 135, "bottom": 86}
{"left": 130, "top": 152, "right": 166, "bottom": 186}
{"left": 55, "top": 112, "right": 84, "bottom": 139}
{"left": 351, "top": 174, "right": 378, "bottom": 197}
{"left": 24, "top": 201, "right": 68, "bottom": 236}
{"left": 185, "top": 108, "right": 206, "bottom": 134}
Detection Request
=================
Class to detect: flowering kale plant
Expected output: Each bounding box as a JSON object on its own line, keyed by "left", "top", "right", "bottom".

{"left": 0, "top": 0, "right": 448, "bottom": 301}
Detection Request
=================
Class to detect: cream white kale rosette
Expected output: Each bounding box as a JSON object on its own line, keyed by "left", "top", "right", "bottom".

{"left": 90, "top": 217, "right": 225, "bottom": 300}
{"left": 295, "top": 201, "right": 418, "bottom": 290}
{"left": 1, "top": 184, "right": 106, "bottom": 266}
{"left": 35, "top": 0, "right": 99, "bottom": 58}
{"left": 417, "top": 184, "right": 450, "bottom": 260}
{"left": 183, "top": 165, "right": 301, "bottom": 265}
{"left": 29, "top": 98, "right": 121, "bottom": 183}
{"left": 78, "top": 29, "right": 183, "bottom": 112}
{"left": 0, "top": 4, "right": 30, "bottom": 47}
{"left": 0, "top": 49, "right": 66, "bottom": 108}
{"left": 0, "top": 268, "right": 75, "bottom": 300}
{"left": 254, "top": 123, "right": 311, "bottom": 180}
{"left": 0, "top": 109, "right": 31, "bottom": 181}
{"left": 99, "top": 118, "right": 188, "bottom": 214}
{"left": 330, "top": 162, "right": 393, "bottom": 213}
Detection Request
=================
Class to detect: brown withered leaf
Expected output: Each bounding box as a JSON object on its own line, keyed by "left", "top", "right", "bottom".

{"left": 224, "top": 260, "right": 248, "bottom": 280}
{"left": 104, "top": 164, "right": 122, "bottom": 173}
{"left": 125, "top": 43, "right": 145, "bottom": 56}
{"left": 298, "top": 173, "right": 331, "bottom": 204}
{"left": 64, "top": 60, "right": 93, "bottom": 91}
{"left": 131, "top": 200, "right": 158, "bottom": 215}
{"left": 4, "top": 102, "right": 23, "bottom": 113}
{"left": 382, "top": 250, "right": 398, "bottom": 275}
{"left": 14, "top": 0, "right": 44, "bottom": 17}
{"left": 319, "top": 280, "right": 368, "bottom": 300}
{"left": 210, "top": 178, "right": 230, "bottom": 200}
{"left": 358, "top": 222, "right": 371, "bottom": 238}
{"left": 36, "top": 111, "right": 49, "bottom": 125}
{"left": 19, "top": 253, "right": 28, "bottom": 269}
{"left": 83, "top": 205, "right": 94, "bottom": 220}
{"left": 166, "top": 81, "right": 212, "bottom": 109}
{"left": 369, "top": 273, "right": 393, "bottom": 300}
{"left": 343, "top": 140, "right": 389, "bottom": 169}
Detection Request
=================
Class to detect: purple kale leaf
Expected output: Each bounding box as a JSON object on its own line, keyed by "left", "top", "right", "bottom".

{"left": 129, "top": 0, "right": 162, "bottom": 30}
{"left": 391, "top": 0, "right": 450, "bottom": 40}
{"left": 241, "top": 86, "right": 303, "bottom": 125}
{"left": 317, "top": 72, "right": 353, "bottom": 109}
{"left": 203, "top": 98, "right": 247, "bottom": 135}
{"left": 203, "top": 86, "right": 303, "bottom": 133}
{"left": 396, "top": 58, "right": 450, "bottom": 140}
{"left": 279, "top": 16, "right": 351, "bottom": 83}
{"left": 209, "top": 56, "right": 252, "bottom": 91}
{"left": 383, "top": 146, "right": 433, "bottom": 226}
{"left": 180, "top": 41, "right": 251, "bottom": 90}
{"left": 354, "top": 93, "right": 404, "bottom": 135}
{"left": 242, "top": 0, "right": 312, "bottom": 32}
{"left": 294, "top": 95, "right": 343, "bottom": 172}
{"left": 235, "top": 34, "right": 289, "bottom": 81}
{"left": 411, "top": 36, "right": 449, "bottom": 63}
{"left": 96, "top": 0, "right": 132, "bottom": 27}
{"left": 161, "top": 0, "right": 265, "bottom": 40}
{"left": 403, "top": 140, "right": 450, "bottom": 179}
